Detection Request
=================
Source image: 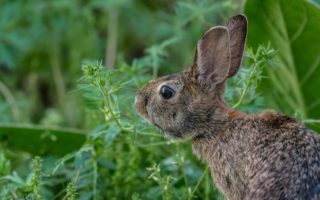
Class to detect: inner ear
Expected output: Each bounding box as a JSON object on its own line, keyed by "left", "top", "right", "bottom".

{"left": 195, "top": 26, "right": 231, "bottom": 84}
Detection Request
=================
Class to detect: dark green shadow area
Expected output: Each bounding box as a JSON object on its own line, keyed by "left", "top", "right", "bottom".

{"left": 0, "top": 124, "right": 86, "bottom": 156}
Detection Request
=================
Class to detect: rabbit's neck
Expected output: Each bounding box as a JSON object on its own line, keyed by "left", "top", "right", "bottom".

{"left": 191, "top": 110, "right": 251, "bottom": 200}
{"left": 191, "top": 108, "right": 246, "bottom": 157}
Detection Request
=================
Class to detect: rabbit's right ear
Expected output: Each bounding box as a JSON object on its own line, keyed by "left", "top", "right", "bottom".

{"left": 192, "top": 26, "right": 231, "bottom": 84}
{"left": 225, "top": 15, "right": 247, "bottom": 77}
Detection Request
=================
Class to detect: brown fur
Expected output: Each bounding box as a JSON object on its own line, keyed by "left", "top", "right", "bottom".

{"left": 227, "top": 109, "right": 247, "bottom": 120}
{"left": 258, "top": 109, "right": 278, "bottom": 120}
{"left": 135, "top": 15, "right": 320, "bottom": 200}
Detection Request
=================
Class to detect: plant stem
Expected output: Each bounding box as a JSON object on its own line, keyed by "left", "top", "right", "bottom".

{"left": 233, "top": 61, "right": 261, "bottom": 108}
{"left": 176, "top": 146, "right": 189, "bottom": 189}
{"left": 204, "top": 170, "right": 210, "bottom": 200}
{"left": 51, "top": 45, "right": 66, "bottom": 108}
{"left": 93, "top": 156, "right": 98, "bottom": 200}
{"left": 302, "top": 119, "right": 320, "bottom": 124}
{"left": 98, "top": 86, "right": 122, "bottom": 129}
{"left": 189, "top": 165, "right": 209, "bottom": 200}
{"left": 0, "top": 80, "right": 20, "bottom": 122}
{"left": 105, "top": 9, "right": 118, "bottom": 68}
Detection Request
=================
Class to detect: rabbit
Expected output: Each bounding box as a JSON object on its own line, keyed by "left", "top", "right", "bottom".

{"left": 135, "top": 14, "right": 320, "bottom": 200}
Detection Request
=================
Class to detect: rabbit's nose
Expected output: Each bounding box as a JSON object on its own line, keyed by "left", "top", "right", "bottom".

{"left": 134, "top": 96, "right": 139, "bottom": 106}
{"left": 134, "top": 93, "right": 149, "bottom": 118}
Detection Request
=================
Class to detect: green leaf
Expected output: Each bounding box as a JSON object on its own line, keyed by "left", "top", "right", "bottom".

{"left": 0, "top": 124, "right": 86, "bottom": 156}
{"left": 244, "top": 0, "right": 320, "bottom": 118}
{"left": 104, "top": 125, "right": 121, "bottom": 147}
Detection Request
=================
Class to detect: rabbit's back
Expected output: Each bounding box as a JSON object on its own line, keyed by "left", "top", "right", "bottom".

{"left": 198, "top": 113, "right": 320, "bottom": 200}
{"left": 244, "top": 114, "right": 320, "bottom": 200}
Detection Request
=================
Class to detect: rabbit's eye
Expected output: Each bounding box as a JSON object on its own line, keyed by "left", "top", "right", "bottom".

{"left": 160, "top": 85, "right": 175, "bottom": 99}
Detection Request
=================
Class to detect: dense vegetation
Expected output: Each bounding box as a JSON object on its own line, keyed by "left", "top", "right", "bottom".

{"left": 0, "top": 0, "right": 319, "bottom": 199}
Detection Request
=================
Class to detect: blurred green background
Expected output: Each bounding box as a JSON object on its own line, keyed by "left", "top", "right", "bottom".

{"left": 0, "top": 0, "right": 319, "bottom": 199}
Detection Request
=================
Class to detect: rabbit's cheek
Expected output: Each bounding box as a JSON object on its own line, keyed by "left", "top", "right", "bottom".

{"left": 146, "top": 102, "right": 164, "bottom": 124}
{"left": 147, "top": 106, "right": 171, "bottom": 130}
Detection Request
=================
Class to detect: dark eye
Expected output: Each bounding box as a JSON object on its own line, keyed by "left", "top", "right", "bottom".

{"left": 160, "top": 85, "right": 175, "bottom": 99}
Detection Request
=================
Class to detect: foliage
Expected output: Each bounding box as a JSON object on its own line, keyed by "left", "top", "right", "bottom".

{"left": 0, "top": 46, "right": 275, "bottom": 200}
{"left": 0, "top": 0, "right": 319, "bottom": 199}
{"left": 226, "top": 44, "right": 277, "bottom": 111}
{"left": 0, "top": 0, "right": 236, "bottom": 126}
{"left": 28, "top": 156, "right": 43, "bottom": 200}
{"left": 244, "top": 0, "right": 320, "bottom": 120}
{"left": 0, "top": 124, "right": 85, "bottom": 156}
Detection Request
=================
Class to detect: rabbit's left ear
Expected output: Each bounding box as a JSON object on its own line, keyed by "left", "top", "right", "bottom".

{"left": 193, "top": 26, "right": 231, "bottom": 84}
{"left": 225, "top": 14, "right": 247, "bottom": 77}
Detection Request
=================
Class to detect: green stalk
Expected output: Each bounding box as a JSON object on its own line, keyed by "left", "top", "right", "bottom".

{"left": 98, "top": 85, "right": 122, "bottom": 129}
{"left": 189, "top": 165, "right": 209, "bottom": 199}
{"left": 233, "top": 61, "right": 261, "bottom": 108}
{"left": 93, "top": 157, "right": 98, "bottom": 200}
{"left": 0, "top": 80, "right": 20, "bottom": 122}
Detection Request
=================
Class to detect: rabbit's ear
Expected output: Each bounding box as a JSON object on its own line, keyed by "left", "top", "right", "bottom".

{"left": 194, "top": 26, "right": 231, "bottom": 84}
{"left": 225, "top": 14, "right": 247, "bottom": 77}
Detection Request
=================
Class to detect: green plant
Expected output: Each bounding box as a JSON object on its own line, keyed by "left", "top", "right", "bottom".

{"left": 245, "top": 0, "right": 320, "bottom": 120}
{"left": 226, "top": 43, "right": 277, "bottom": 111}
{"left": 147, "top": 164, "right": 175, "bottom": 200}
{"left": 28, "top": 156, "right": 43, "bottom": 200}
{"left": 2, "top": 0, "right": 319, "bottom": 199}
{"left": 65, "top": 181, "right": 77, "bottom": 200}
{"left": 0, "top": 42, "right": 277, "bottom": 199}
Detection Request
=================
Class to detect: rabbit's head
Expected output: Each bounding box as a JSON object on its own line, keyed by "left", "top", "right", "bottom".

{"left": 135, "top": 15, "right": 247, "bottom": 139}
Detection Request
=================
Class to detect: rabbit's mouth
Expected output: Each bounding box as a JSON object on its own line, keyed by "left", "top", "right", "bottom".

{"left": 153, "top": 122, "right": 164, "bottom": 132}
{"left": 152, "top": 120, "right": 184, "bottom": 138}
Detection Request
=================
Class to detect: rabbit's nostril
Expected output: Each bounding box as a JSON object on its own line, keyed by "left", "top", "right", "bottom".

{"left": 135, "top": 93, "right": 149, "bottom": 118}
{"left": 144, "top": 95, "right": 149, "bottom": 106}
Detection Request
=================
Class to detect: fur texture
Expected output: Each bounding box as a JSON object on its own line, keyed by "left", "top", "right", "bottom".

{"left": 135, "top": 15, "right": 320, "bottom": 200}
